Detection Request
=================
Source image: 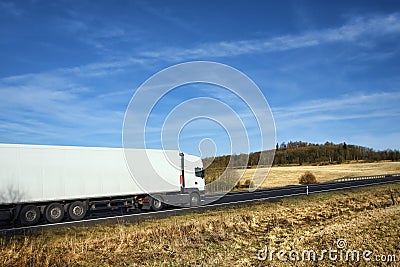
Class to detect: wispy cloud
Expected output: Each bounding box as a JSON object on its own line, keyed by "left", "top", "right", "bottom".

{"left": 57, "top": 8, "right": 146, "bottom": 55}
{"left": 273, "top": 91, "right": 400, "bottom": 127}
{"left": 0, "top": 72, "right": 126, "bottom": 146}
{"left": 270, "top": 91, "right": 400, "bottom": 150}
{"left": 3, "top": 13, "right": 398, "bottom": 81}
{"left": 61, "top": 57, "right": 147, "bottom": 77}
{"left": 1, "top": 11, "right": 399, "bottom": 151}
{"left": 136, "top": 1, "right": 198, "bottom": 34}
{"left": 140, "top": 13, "right": 400, "bottom": 60}
{"left": 0, "top": 57, "right": 146, "bottom": 81}
{"left": 0, "top": 1, "right": 22, "bottom": 16}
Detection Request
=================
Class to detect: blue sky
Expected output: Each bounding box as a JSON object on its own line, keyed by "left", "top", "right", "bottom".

{"left": 0, "top": 0, "right": 399, "bottom": 156}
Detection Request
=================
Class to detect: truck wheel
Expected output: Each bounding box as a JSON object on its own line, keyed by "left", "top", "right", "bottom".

{"left": 190, "top": 192, "right": 200, "bottom": 207}
{"left": 68, "top": 201, "right": 86, "bottom": 220}
{"left": 150, "top": 197, "right": 163, "bottom": 211}
{"left": 19, "top": 205, "right": 40, "bottom": 226}
{"left": 45, "top": 203, "right": 64, "bottom": 223}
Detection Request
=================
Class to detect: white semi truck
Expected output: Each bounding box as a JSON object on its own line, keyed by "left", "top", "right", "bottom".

{"left": 0, "top": 144, "right": 205, "bottom": 226}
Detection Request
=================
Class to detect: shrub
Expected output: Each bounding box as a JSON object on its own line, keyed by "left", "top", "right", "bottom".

{"left": 299, "top": 171, "right": 318, "bottom": 184}
{"left": 243, "top": 179, "right": 251, "bottom": 187}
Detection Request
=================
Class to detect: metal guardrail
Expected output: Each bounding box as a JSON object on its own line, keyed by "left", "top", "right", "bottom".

{"left": 335, "top": 173, "right": 400, "bottom": 182}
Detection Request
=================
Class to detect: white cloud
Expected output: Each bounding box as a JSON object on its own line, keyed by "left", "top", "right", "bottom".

{"left": 0, "top": 72, "right": 126, "bottom": 146}
{"left": 61, "top": 57, "right": 146, "bottom": 77}
{"left": 273, "top": 91, "right": 400, "bottom": 127}
{"left": 140, "top": 13, "right": 400, "bottom": 61}
{"left": 2, "top": 13, "right": 398, "bottom": 82}
{"left": 1, "top": 12, "right": 399, "bottom": 151}
{"left": 272, "top": 91, "right": 400, "bottom": 150}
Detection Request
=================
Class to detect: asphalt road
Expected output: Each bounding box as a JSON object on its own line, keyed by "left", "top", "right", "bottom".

{"left": 1, "top": 175, "right": 399, "bottom": 235}
{"left": 208, "top": 175, "right": 400, "bottom": 204}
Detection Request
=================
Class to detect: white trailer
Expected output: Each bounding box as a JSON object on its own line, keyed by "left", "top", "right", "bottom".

{"left": 0, "top": 144, "right": 205, "bottom": 226}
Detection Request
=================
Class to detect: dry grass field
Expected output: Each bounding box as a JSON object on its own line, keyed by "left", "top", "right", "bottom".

{"left": 237, "top": 161, "right": 400, "bottom": 188}
{"left": 1, "top": 182, "right": 400, "bottom": 266}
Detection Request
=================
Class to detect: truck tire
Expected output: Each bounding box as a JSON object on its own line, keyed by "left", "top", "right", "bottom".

{"left": 150, "top": 197, "right": 163, "bottom": 211}
{"left": 19, "top": 205, "right": 40, "bottom": 226}
{"left": 68, "top": 201, "right": 86, "bottom": 220}
{"left": 190, "top": 192, "right": 200, "bottom": 207}
{"left": 45, "top": 203, "right": 65, "bottom": 223}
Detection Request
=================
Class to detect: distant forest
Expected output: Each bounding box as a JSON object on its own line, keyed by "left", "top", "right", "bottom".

{"left": 203, "top": 141, "right": 400, "bottom": 170}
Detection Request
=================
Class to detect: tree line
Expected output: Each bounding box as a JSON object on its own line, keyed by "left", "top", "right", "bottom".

{"left": 203, "top": 141, "right": 400, "bottom": 170}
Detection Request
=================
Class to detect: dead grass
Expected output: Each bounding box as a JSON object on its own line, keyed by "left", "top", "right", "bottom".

{"left": 237, "top": 161, "right": 400, "bottom": 188}
{"left": 1, "top": 183, "right": 400, "bottom": 266}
